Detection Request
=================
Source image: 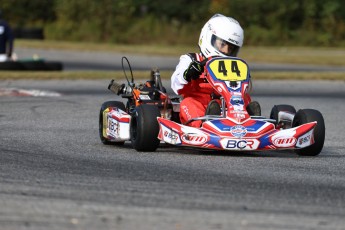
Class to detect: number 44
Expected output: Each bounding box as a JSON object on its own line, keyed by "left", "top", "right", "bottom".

{"left": 218, "top": 60, "right": 241, "bottom": 77}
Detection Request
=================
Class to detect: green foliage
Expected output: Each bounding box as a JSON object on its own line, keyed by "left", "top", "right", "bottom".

{"left": 1, "top": 0, "right": 55, "bottom": 27}
{"left": 227, "top": 0, "right": 345, "bottom": 46}
{"left": 1, "top": 0, "right": 345, "bottom": 46}
{"left": 45, "top": 0, "right": 135, "bottom": 42}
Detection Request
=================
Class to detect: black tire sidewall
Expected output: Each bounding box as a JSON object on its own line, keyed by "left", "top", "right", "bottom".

{"left": 292, "top": 109, "right": 325, "bottom": 156}
{"left": 130, "top": 104, "right": 161, "bottom": 151}
{"left": 270, "top": 104, "right": 296, "bottom": 121}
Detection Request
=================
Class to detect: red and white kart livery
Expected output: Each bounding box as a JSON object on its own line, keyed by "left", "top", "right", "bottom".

{"left": 99, "top": 57, "right": 325, "bottom": 156}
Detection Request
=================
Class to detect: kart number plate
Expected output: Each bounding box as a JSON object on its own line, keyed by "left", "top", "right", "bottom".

{"left": 208, "top": 59, "right": 248, "bottom": 81}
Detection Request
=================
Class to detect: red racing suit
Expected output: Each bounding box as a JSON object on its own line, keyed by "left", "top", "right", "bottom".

{"left": 171, "top": 53, "right": 252, "bottom": 127}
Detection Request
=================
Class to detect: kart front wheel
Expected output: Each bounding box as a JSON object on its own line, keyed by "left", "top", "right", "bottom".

{"left": 292, "top": 109, "right": 325, "bottom": 156}
{"left": 270, "top": 104, "right": 296, "bottom": 128}
{"left": 130, "top": 104, "right": 161, "bottom": 151}
{"left": 99, "top": 101, "right": 126, "bottom": 145}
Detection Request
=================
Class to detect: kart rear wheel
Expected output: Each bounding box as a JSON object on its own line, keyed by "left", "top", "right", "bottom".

{"left": 292, "top": 109, "right": 325, "bottom": 156}
{"left": 130, "top": 104, "right": 161, "bottom": 151}
{"left": 246, "top": 101, "right": 261, "bottom": 116}
{"left": 270, "top": 104, "right": 296, "bottom": 128}
{"left": 99, "top": 101, "right": 126, "bottom": 145}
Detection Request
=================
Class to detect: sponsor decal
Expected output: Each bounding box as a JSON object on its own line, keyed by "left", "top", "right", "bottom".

{"left": 230, "top": 125, "right": 247, "bottom": 138}
{"left": 230, "top": 110, "right": 247, "bottom": 114}
{"left": 106, "top": 116, "right": 130, "bottom": 140}
{"left": 228, "top": 38, "right": 239, "bottom": 45}
{"left": 181, "top": 105, "right": 192, "bottom": 120}
{"left": 273, "top": 137, "right": 297, "bottom": 148}
{"left": 299, "top": 136, "right": 310, "bottom": 145}
{"left": 230, "top": 95, "right": 244, "bottom": 106}
{"left": 296, "top": 129, "right": 314, "bottom": 148}
{"left": 181, "top": 133, "right": 208, "bottom": 145}
{"left": 230, "top": 95, "right": 245, "bottom": 111}
{"left": 108, "top": 117, "right": 120, "bottom": 137}
{"left": 164, "top": 130, "right": 179, "bottom": 141}
{"left": 220, "top": 139, "right": 260, "bottom": 150}
{"left": 161, "top": 125, "right": 181, "bottom": 145}
{"left": 208, "top": 23, "right": 216, "bottom": 34}
{"left": 234, "top": 113, "right": 246, "bottom": 119}
{"left": 233, "top": 32, "right": 240, "bottom": 37}
{"left": 139, "top": 95, "right": 151, "bottom": 100}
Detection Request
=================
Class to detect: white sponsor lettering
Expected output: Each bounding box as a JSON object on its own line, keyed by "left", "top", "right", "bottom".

{"left": 273, "top": 137, "right": 297, "bottom": 148}
{"left": 108, "top": 117, "right": 120, "bottom": 137}
{"left": 161, "top": 126, "right": 181, "bottom": 145}
{"left": 181, "top": 133, "right": 207, "bottom": 145}
{"left": 220, "top": 139, "right": 260, "bottom": 150}
{"left": 107, "top": 117, "right": 130, "bottom": 140}
{"left": 296, "top": 129, "right": 314, "bottom": 148}
{"left": 139, "top": 95, "right": 151, "bottom": 100}
{"left": 182, "top": 105, "right": 192, "bottom": 120}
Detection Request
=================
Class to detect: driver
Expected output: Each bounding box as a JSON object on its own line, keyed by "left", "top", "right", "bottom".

{"left": 171, "top": 14, "right": 260, "bottom": 127}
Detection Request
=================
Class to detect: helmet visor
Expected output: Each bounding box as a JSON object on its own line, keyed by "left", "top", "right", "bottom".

{"left": 211, "top": 35, "right": 240, "bottom": 57}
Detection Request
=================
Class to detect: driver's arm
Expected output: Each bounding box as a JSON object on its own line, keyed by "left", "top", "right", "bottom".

{"left": 171, "top": 54, "right": 193, "bottom": 95}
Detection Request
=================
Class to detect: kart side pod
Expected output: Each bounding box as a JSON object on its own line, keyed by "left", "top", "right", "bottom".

{"left": 102, "top": 106, "right": 131, "bottom": 142}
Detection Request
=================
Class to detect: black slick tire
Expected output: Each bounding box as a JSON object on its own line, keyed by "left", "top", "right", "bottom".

{"left": 270, "top": 104, "right": 296, "bottom": 127}
{"left": 130, "top": 104, "right": 161, "bottom": 151}
{"left": 292, "top": 109, "right": 325, "bottom": 156}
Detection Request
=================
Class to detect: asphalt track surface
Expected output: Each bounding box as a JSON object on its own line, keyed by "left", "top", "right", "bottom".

{"left": 1, "top": 79, "right": 345, "bottom": 230}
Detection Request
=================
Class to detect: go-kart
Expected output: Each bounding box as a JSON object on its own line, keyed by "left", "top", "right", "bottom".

{"left": 99, "top": 57, "right": 180, "bottom": 151}
{"left": 99, "top": 56, "right": 325, "bottom": 156}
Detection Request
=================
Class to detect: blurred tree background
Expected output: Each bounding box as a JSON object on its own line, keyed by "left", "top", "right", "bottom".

{"left": 1, "top": 0, "right": 344, "bottom": 46}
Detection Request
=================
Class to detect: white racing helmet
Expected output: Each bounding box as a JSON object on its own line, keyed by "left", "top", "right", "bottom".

{"left": 198, "top": 14, "right": 244, "bottom": 57}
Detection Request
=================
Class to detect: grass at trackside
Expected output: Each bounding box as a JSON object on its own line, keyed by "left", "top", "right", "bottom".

{"left": 15, "top": 40, "right": 194, "bottom": 57}
{"left": 0, "top": 71, "right": 128, "bottom": 80}
{"left": 0, "top": 70, "right": 344, "bottom": 81}
{"left": 251, "top": 71, "right": 345, "bottom": 80}
{"left": 16, "top": 39, "right": 345, "bottom": 67}
{"left": 2, "top": 40, "right": 343, "bottom": 81}
{"left": 241, "top": 46, "right": 345, "bottom": 67}
{"left": 0, "top": 71, "right": 167, "bottom": 80}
